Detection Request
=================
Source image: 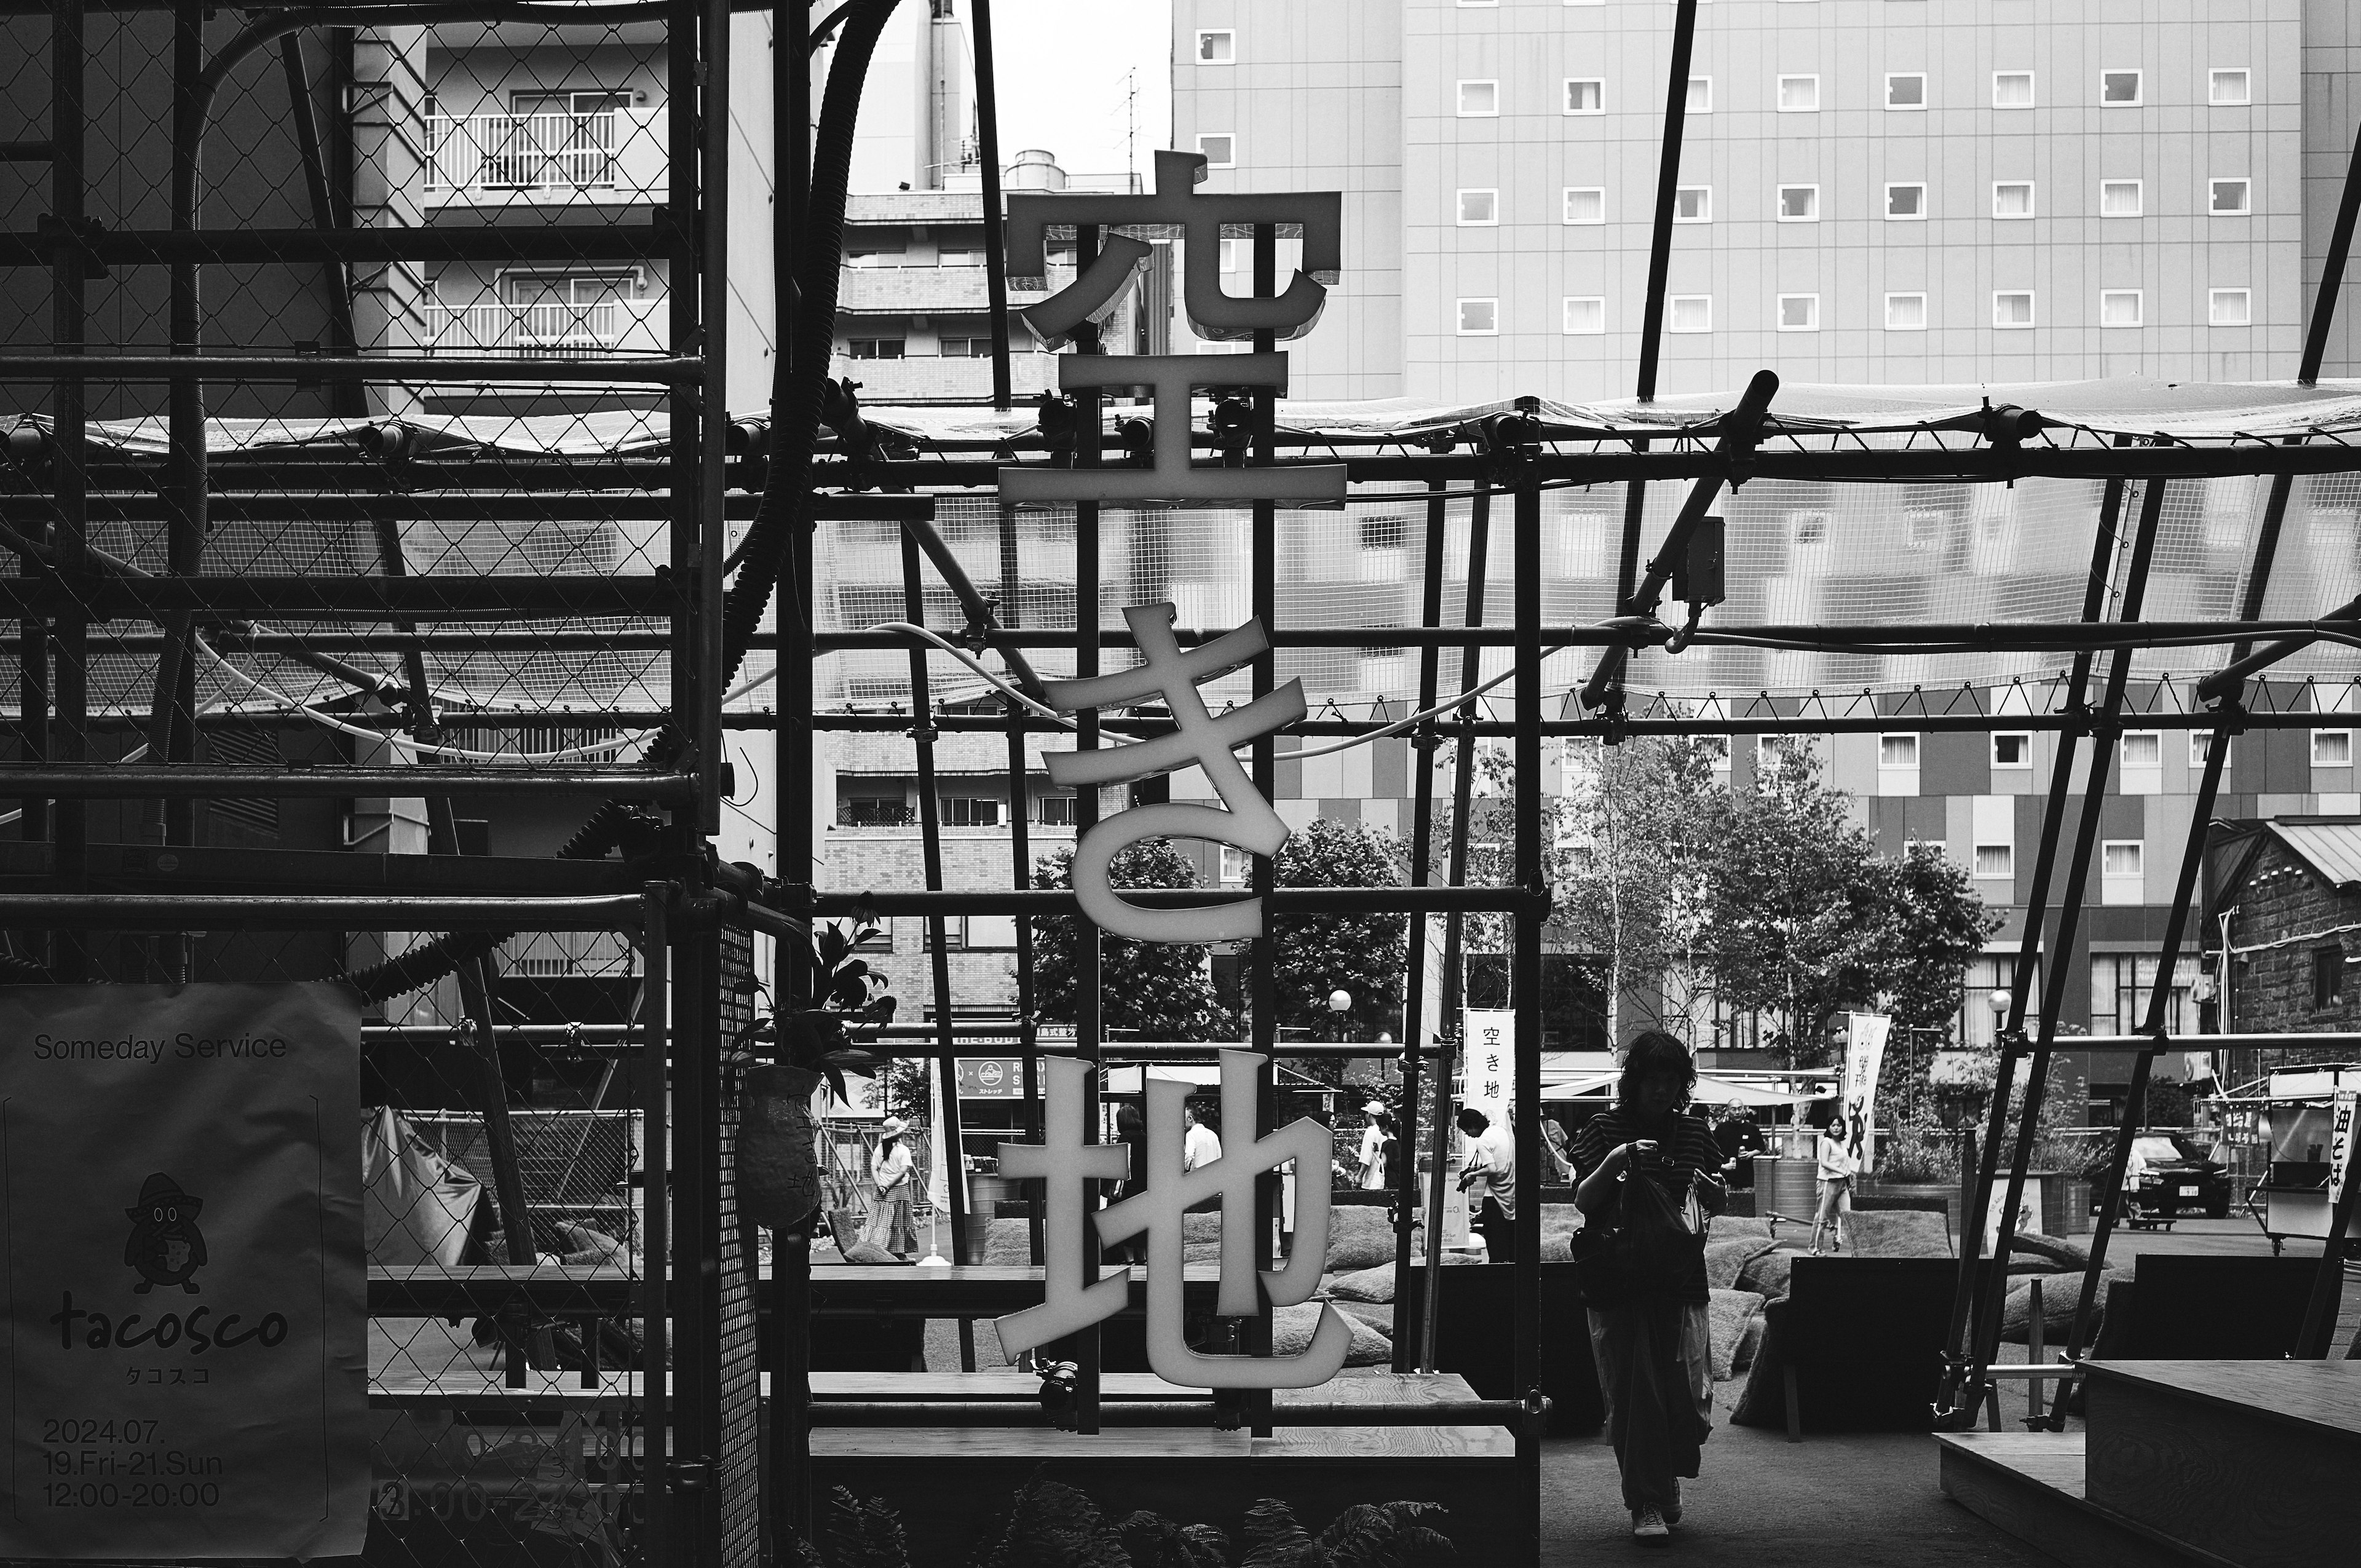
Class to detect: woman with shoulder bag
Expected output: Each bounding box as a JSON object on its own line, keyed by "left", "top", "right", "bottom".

{"left": 1568, "top": 1031, "right": 1727, "bottom": 1546}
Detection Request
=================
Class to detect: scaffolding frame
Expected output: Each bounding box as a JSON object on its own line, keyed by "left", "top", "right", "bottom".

{"left": 1, "top": 3, "right": 2358, "bottom": 1566}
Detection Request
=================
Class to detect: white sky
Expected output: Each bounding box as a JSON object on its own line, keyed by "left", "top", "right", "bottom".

{"left": 984, "top": 1, "right": 1173, "bottom": 183}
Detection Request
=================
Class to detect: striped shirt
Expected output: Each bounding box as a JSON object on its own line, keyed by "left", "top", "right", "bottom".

{"left": 1571, "top": 1106, "right": 1727, "bottom": 1304}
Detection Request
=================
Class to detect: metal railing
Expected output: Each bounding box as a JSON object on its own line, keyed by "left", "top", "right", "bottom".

{"left": 424, "top": 109, "right": 665, "bottom": 202}
{"left": 424, "top": 299, "right": 631, "bottom": 354}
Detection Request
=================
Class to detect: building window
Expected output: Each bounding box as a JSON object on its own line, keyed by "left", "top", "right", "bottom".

{"left": 1788, "top": 510, "right": 1830, "bottom": 547}
{"left": 1457, "top": 188, "right": 1500, "bottom": 225}
{"left": 1668, "top": 295, "right": 1712, "bottom": 333}
{"left": 2101, "top": 180, "right": 2143, "bottom": 217}
{"left": 1993, "top": 181, "right": 2035, "bottom": 218}
{"left": 1564, "top": 78, "right": 1605, "bottom": 114}
{"left": 965, "top": 914, "right": 1018, "bottom": 950}
{"left": 2210, "top": 288, "right": 2253, "bottom": 326}
{"left": 1993, "top": 291, "right": 2035, "bottom": 328}
{"left": 2100, "top": 290, "right": 2144, "bottom": 327}
{"left": 1458, "top": 80, "right": 1500, "bottom": 117}
{"left": 1886, "top": 292, "right": 1929, "bottom": 330}
{"left": 2210, "top": 68, "right": 2252, "bottom": 106}
{"left": 2315, "top": 948, "right": 2345, "bottom": 1010}
{"left": 941, "top": 796, "right": 1002, "bottom": 827}
{"left": 2102, "top": 840, "right": 2144, "bottom": 878}
{"left": 1886, "top": 183, "right": 1927, "bottom": 220}
{"left": 1457, "top": 298, "right": 1499, "bottom": 335}
{"left": 1975, "top": 844, "right": 2014, "bottom": 878}
{"left": 1778, "top": 75, "right": 1820, "bottom": 113}
{"left": 1687, "top": 77, "right": 1712, "bottom": 114}
{"left": 2121, "top": 731, "right": 2162, "bottom": 767}
{"left": 2100, "top": 69, "right": 2142, "bottom": 106}
{"left": 1564, "top": 186, "right": 1605, "bottom": 224}
{"left": 1886, "top": 73, "right": 1926, "bottom": 110}
{"left": 1778, "top": 184, "right": 1820, "bottom": 221}
{"left": 848, "top": 338, "right": 905, "bottom": 360}
{"left": 1219, "top": 845, "right": 1250, "bottom": 885}
{"left": 1038, "top": 793, "right": 1077, "bottom": 826}
{"left": 1777, "top": 293, "right": 1819, "bottom": 331}
{"left": 2314, "top": 728, "right": 2354, "bottom": 766}
{"left": 839, "top": 795, "right": 912, "bottom": 826}
{"left": 2192, "top": 732, "right": 2231, "bottom": 767}
{"left": 1195, "top": 29, "right": 1235, "bottom": 64}
{"left": 2092, "top": 954, "right": 2184, "bottom": 1037}
{"left": 1758, "top": 734, "right": 1810, "bottom": 772}
{"left": 1993, "top": 71, "right": 2035, "bottom": 108}
{"left": 1992, "top": 731, "right": 2032, "bottom": 768}
{"left": 1562, "top": 296, "right": 1606, "bottom": 335}
{"left": 1197, "top": 132, "right": 1235, "bottom": 168}
{"left": 922, "top": 916, "right": 967, "bottom": 951}
{"left": 2210, "top": 178, "right": 2252, "bottom": 215}
{"left": 1703, "top": 735, "right": 1731, "bottom": 770}
{"left": 1880, "top": 733, "right": 1921, "bottom": 769}
{"left": 1674, "top": 186, "right": 1712, "bottom": 222}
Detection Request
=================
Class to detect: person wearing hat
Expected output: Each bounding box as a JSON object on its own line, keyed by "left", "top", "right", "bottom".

{"left": 862, "top": 1117, "right": 917, "bottom": 1258}
{"left": 1357, "top": 1102, "right": 1396, "bottom": 1190}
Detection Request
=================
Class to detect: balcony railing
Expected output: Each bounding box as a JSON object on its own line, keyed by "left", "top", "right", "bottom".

{"left": 422, "top": 299, "right": 663, "bottom": 357}
{"left": 424, "top": 109, "right": 666, "bottom": 205}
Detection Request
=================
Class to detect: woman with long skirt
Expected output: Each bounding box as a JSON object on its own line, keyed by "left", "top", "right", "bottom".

{"left": 1570, "top": 1031, "right": 1727, "bottom": 1545}
{"left": 863, "top": 1117, "right": 917, "bottom": 1258}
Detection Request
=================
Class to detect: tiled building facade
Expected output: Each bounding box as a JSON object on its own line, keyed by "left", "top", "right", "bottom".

{"left": 1169, "top": 0, "right": 2361, "bottom": 401}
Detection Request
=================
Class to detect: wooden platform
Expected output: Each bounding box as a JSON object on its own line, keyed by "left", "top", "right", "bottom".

{"left": 809, "top": 1372, "right": 1522, "bottom": 1561}
{"left": 1939, "top": 1360, "right": 2361, "bottom": 1568}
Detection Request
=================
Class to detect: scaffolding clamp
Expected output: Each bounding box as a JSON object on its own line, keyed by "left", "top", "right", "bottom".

{"left": 35, "top": 212, "right": 108, "bottom": 279}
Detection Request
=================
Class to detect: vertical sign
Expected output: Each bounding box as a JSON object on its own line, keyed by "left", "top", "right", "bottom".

{"left": 2330, "top": 1090, "right": 2357, "bottom": 1240}
{"left": 1836, "top": 1012, "right": 1890, "bottom": 1170}
{"left": 0, "top": 983, "right": 367, "bottom": 1559}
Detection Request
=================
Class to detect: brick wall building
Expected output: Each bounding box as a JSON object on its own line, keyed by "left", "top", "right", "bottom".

{"left": 2208, "top": 819, "right": 2361, "bottom": 1063}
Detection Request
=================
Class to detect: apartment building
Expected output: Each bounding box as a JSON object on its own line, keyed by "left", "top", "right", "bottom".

{"left": 1169, "top": 0, "right": 2361, "bottom": 402}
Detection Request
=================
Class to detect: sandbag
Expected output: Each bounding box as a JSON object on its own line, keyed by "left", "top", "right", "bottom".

{"left": 363, "top": 1107, "right": 483, "bottom": 1267}
{"left": 1708, "top": 1288, "right": 1766, "bottom": 1381}
{"left": 1321, "top": 1252, "right": 1476, "bottom": 1304}
{"left": 1705, "top": 1237, "right": 1774, "bottom": 1291}
{"left": 1737, "top": 1249, "right": 1795, "bottom": 1301}
{"left": 1843, "top": 1210, "right": 1954, "bottom": 1258}
{"left": 1273, "top": 1303, "right": 1391, "bottom": 1366}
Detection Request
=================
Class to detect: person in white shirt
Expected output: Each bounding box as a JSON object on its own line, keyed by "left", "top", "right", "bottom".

{"left": 1811, "top": 1115, "right": 1858, "bottom": 1256}
{"left": 862, "top": 1117, "right": 917, "bottom": 1257}
{"left": 1182, "top": 1101, "right": 1222, "bottom": 1173}
{"left": 1358, "top": 1101, "right": 1393, "bottom": 1190}
{"left": 1456, "top": 1105, "right": 1517, "bottom": 1262}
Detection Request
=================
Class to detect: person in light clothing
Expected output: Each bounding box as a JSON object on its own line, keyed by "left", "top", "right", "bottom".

{"left": 1811, "top": 1115, "right": 1857, "bottom": 1256}
{"left": 1358, "top": 1101, "right": 1394, "bottom": 1190}
{"left": 1182, "top": 1099, "right": 1222, "bottom": 1173}
{"left": 863, "top": 1117, "right": 917, "bottom": 1257}
{"left": 1455, "top": 1106, "right": 1516, "bottom": 1262}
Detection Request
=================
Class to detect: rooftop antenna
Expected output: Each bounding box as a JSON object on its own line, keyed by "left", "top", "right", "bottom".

{"left": 1125, "top": 67, "right": 1137, "bottom": 190}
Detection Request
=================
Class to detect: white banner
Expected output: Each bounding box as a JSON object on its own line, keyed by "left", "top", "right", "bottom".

{"left": 0, "top": 983, "right": 368, "bottom": 1559}
{"left": 1461, "top": 1010, "right": 1515, "bottom": 1128}
{"left": 2330, "top": 1091, "right": 2357, "bottom": 1238}
{"left": 1837, "top": 1012, "right": 1891, "bottom": 1171}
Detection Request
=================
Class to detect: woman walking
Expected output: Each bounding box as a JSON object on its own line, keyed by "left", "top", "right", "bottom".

{"left": 1570, "top": 1031, "right": 1726, "bottom": 1545}
{"left": 1811, "top": 1114, "right": 1857, "bottom": 1256}
{"left": 863, "top": 1117, "right": 917, "bottom": 1258}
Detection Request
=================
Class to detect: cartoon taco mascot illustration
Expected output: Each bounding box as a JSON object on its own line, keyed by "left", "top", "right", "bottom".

{"left": 124, "top": 1173, "right": 208, "bottom": 1294}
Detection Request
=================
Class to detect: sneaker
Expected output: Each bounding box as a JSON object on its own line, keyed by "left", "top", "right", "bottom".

{"left": 1632, "top": 1508, "right": 1671, "bottom": 1544}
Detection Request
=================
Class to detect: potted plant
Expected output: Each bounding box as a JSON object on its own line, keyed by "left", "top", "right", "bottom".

{"left": 741, "top": 913, "right": 898, "bottom": 1230}
{"left": 1859, "top": 1111, "right": 1967, "bottom": 1233}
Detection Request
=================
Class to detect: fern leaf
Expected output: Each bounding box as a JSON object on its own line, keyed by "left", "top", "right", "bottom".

{"left": 821, "top": 1486, "right": 912, "bottom": 1568}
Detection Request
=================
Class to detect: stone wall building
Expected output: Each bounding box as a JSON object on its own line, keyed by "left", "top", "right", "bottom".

{"left": 2207, "top": 818, "right": 2361, "bottom": 1072}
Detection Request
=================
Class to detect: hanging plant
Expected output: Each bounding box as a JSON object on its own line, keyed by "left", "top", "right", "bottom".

{"left": 741, "top": 911, "right": 898, "bottom": 1229}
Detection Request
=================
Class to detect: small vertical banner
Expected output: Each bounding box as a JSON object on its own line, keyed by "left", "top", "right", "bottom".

{"left": 1460, "top": 1009, "right": 1514, "bottom": 1131}
{"left": 2330, "top": 1090, "right": 2357, "bottom": 1239}
{"left": 0, "top": 983, "right": 368, "bottom": 1559}
{"left": 1836, "top": 1012, "right": 1891, "bottom": 1171}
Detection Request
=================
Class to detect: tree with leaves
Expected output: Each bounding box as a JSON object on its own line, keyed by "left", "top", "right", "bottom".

{"left": 1271, "top": 817, "right": 1409, "bottom": 1040}
{"left": 1029, "top": 838, "right": 1238, "bottom": 1039}
{"left": 1551, "top": 735, "right": 1725, "bottom": 1040}
{"left": 1695, "top": 753, "right": 1997, "bottom": 1067}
